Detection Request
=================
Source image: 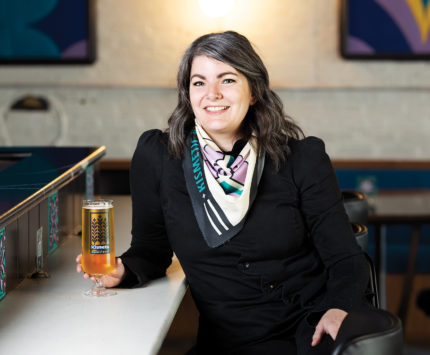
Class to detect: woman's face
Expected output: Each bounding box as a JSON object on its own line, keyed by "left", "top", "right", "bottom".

{"left": 189, "top": 55, "right": 254, "bottom": 147}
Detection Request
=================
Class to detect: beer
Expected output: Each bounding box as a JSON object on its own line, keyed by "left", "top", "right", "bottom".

{"left": 81, "top": 200, "right": 115, "bottom": 276}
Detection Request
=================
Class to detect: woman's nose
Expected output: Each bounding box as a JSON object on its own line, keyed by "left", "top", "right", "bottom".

{"left": 206, "top": 83, "right": 222, "bottom": 100}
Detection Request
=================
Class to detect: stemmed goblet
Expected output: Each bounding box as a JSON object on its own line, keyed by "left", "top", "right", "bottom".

{"left": 81, "top": 199, "right": 116, "bottom": 297}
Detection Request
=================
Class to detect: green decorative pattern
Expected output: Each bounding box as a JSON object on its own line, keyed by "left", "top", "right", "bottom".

{"left": 86, "top": 164, "right": 94, "bottom": 200}
{"left": 0, "top": 227, "right": 6, "bottom": 300}
{"left": 48, "top": 191, "right": 59, "bottom": 253}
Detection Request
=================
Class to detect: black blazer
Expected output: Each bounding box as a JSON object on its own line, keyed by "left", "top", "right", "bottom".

{"left": 120, "top": 130, "right": 369, "bottom": 351}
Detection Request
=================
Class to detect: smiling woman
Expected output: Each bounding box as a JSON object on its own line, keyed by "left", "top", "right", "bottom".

{"left": 76, "top": 31, "right": 377, "bottom": 355}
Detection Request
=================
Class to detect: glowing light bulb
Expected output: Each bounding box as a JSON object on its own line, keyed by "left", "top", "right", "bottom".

{"left": 199, "top": 0, "right": 235, "bottom": 18}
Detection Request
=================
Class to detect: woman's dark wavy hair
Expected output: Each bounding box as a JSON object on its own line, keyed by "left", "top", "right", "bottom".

{"left": 167, "top": 31, "right": 304, "bottom": 170}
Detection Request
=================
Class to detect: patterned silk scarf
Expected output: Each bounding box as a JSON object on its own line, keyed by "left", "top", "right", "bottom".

{"left": 182, "top": 122, "right": 265, "bottom": 248}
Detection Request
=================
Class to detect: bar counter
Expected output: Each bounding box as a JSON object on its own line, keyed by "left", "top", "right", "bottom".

{"left": 0, "top": 195, "right": 187, "bottom": 355}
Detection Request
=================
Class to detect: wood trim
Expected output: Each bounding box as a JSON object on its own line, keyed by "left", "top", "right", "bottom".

{"left": 332, "top": 160, "right": 430, "bottom": 169}
{"left": 374, "top": 188, "right": 430, "bottom": 195}
{"left": 100, "top": 159, "right": 131, "bottom": 170}
{"left": 99, "top": 159, "right": 430, "bottom": 171}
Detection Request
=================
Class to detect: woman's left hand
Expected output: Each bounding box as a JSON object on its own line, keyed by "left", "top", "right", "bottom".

{"left": 311, "top": 308, "right": 347, "bottom": 346}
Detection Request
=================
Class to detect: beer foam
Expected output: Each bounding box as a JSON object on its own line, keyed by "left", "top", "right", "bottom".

{"left": 83, "top": 205, "right": 112, "bottom": 209}
{"left": 83, "top": 200, "right": 113, "bottom": 209}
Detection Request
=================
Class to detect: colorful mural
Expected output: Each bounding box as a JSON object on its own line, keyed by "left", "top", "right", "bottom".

{"left": 0, "top": 0, "right": 93, "bottom": 62}
{"left": 343, "top": 0, "right": 430, "bottom": 57}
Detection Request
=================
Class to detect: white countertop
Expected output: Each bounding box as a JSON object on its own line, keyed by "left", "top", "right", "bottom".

{"left": 0, "top": 195, "right": 187, "bottom": 355}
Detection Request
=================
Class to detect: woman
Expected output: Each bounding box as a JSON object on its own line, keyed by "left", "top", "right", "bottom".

{"left": 77, "top": 31, "right": 369, "bottom": 354}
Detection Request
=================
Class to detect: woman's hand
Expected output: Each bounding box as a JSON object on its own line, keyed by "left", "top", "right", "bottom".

{"left": 311, "top": 308, "right": 347, "bottom": 346}
{"left": 75, "top": 254, "right": 126, "bottom": 288}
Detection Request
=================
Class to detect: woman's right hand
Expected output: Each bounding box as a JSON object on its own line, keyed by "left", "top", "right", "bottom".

{"left": 75, "top": 254, "right": 126, "bottom": 288}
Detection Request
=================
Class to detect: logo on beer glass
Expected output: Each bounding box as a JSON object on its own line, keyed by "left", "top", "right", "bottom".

{"left": 89, "top": 212, "right": 110, "bottom": 255}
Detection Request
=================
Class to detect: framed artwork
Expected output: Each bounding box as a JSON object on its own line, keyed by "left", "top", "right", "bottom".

{"left": 0, "top": 0, "right": 96, "bottom": 64}
{"left": 341, "top": 0, "right": 430, "bottom": 59}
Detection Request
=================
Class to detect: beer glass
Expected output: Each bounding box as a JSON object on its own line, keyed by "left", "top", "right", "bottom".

{"left": 81, "top": 199, "right": 116, "bottom": 297}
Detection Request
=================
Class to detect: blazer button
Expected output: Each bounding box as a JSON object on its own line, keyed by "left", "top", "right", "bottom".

{"left": 239, "top": 263, "right": 251, "bottom": 270}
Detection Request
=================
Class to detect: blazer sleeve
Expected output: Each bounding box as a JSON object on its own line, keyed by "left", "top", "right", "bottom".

{"left": 291, "top": 137, "right": 369, "bottom": 311}
{"left": 119, "top": 129, "right": 173, "bottom": 288}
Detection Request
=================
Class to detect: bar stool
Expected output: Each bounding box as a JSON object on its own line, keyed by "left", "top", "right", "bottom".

{"left": 332, "top": 223, "right": 403, "bottom": 355}
{"left": 342, "top": 190, "right": 368, "bottom": 225}
{"left": 342, "top": 191, "right": 369, "bottom": 251}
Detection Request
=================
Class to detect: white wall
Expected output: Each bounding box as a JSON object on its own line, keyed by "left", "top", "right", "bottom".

{"left": 0, "top": 0, "right": 429, "bottom": 159}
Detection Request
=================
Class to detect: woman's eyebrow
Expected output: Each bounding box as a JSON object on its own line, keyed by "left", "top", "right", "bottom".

{"left": 190, "top": 72, "right": 238, "bottom": 80}
{"left": 217, "top": 71, "right": 238, "bottom": 78}
{"left": 190, "top": 73, "right": 205, "bottom": 80}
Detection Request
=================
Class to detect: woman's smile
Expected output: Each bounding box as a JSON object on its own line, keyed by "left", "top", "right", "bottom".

{"left": 204, "top": 105, "right": 230, "bottom": 113}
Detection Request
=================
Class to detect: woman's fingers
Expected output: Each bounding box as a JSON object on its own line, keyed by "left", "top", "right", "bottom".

{"left": 76, "top": 253, "right": 93, "bottom": 281}
{"left": 76, "top": 254, "right": 82, "bottom": 263}
{"left": 311, "top": 309, "right": 348, "bottom": 347}
{"left": 311, "top": 322, "right": 324, "bottom": 346}
{"left": 114, "top": 258, "right": 124, "bottom": 275}
{"left": 76, "top": 254, "right": 124, "bottom": 287}
{"left": 95, "top": 258, "right": 125, "bottom": 288}
{"left": 76, "top": 254, "right": 83, "bottom": 273}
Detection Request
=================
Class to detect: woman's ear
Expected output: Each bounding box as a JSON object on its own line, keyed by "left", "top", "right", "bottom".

{"left": 250, "top": 96, "right": 257, "bottom": 106}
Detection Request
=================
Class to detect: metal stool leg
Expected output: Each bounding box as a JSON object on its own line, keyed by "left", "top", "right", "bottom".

{"left": 397, "top": 224, "right": 421, "bottom": 327}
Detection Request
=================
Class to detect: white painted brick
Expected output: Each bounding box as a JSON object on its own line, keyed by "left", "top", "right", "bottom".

{"left": 1, "top": 87, "right": 429, "bottom": 160}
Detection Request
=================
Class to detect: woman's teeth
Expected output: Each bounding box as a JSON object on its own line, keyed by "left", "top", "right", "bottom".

{"left": 205, "top": 106, "right": 228, "bottom": 112}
